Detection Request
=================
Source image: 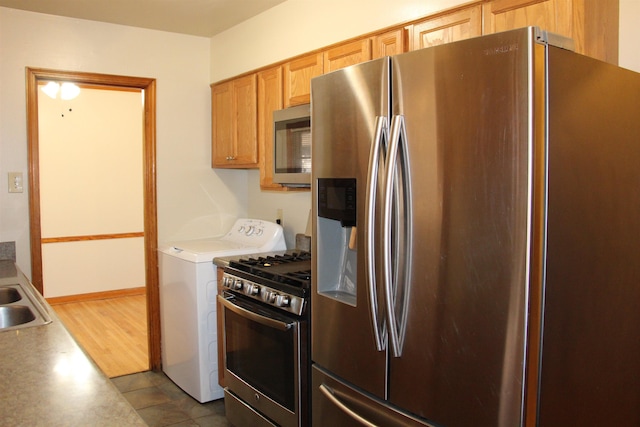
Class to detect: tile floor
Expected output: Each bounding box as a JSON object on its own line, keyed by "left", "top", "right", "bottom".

{"left": 111, "top": 370, "right": 230, "bottom": 427}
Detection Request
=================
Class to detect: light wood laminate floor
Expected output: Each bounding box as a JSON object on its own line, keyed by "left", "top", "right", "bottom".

{"left": 52, "top": 295, "right": 149, "bottom": 378}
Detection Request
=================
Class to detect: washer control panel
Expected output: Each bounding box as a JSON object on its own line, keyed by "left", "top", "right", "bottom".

{"left": 221, "top": 218, "right": 286, "bottom": 252}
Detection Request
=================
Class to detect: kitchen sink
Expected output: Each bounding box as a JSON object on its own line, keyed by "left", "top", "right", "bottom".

{"left": 0, "top": 287, "right": 22, "bottom": 304}
{"left": 0, "top": 284, "right": 52, "bottom": 332}
{"left": 0, "top": 305, "right": 36, "bottom": 328}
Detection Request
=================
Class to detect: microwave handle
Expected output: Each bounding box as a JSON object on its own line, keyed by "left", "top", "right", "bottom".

{"left": 217, "top": 294, "right": 294, "bottom": 331}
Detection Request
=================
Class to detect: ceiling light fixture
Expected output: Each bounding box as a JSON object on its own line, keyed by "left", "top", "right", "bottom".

{"left": 41, "top": 81, "right": 80, "bottom": 100}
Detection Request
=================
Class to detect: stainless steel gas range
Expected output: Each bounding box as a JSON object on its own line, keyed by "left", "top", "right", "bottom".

{"left": 216, "top": 251, "right": 311, "bottom": 427}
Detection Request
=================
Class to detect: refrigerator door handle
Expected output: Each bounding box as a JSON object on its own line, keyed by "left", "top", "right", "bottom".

{"left": 319, "top": 384, "right": 378, "bottom": 427}
{"left": 365, "top": 115, "right": 387, "bottom": 352}
{"left": 383, "top": 114, "right": 409, "bottom": 358}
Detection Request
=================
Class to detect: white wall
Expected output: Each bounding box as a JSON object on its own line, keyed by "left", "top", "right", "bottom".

{"left": 38, "top": 87, "right": 145, "bottom": 297}
{"left": 0, "top": 7, "right": 248, "bottom": 278}
{"left": 619, "top": 0, "right": 640, "bottom": 73}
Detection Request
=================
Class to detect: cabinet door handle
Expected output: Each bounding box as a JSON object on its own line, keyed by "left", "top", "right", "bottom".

{"left": 226, "top": 156, "right": 236, "bottom": 161}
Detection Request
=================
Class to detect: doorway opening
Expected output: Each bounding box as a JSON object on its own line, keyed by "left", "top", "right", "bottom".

{"left": 26, "top": 68, "right": 160, "bottom": 372}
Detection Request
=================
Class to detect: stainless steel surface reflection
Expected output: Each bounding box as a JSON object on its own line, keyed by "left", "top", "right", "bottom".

{"left": 0, "top": 283, "right": 52, "bottom": 331}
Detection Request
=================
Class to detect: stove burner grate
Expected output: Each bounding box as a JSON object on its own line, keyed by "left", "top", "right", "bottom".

{"left": 228, "top": 251, "right": 311, "bottom": 291}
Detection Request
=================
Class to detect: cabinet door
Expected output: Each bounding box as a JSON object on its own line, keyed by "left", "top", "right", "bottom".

{"left": 211, "top": 75, "right": 258, "bottom": 168}
{"left": 233, "top": 75, "right": 258, "bottom": 167}
{"left": 482, "top": 0, "right": 619, "bottom": 64}
{"left": 372, "top": 28, "right": 406, "bottom": 59}
{"left": 211, "top": 81, "right": 234, "bottom": 167}
{"left": 257, "top": 66, "right": 285, "bottom": 190}
{"left": 283, "top": 52, "right": 323, "bottom": 107}
{"left": 483, "top": 0, "right": 573, "bottom": 38}
{"left": 408, "top": 5, "right": 482, "bottom": 51}
{"left": 323, "top": 38, "right": 372, "bottom": 73}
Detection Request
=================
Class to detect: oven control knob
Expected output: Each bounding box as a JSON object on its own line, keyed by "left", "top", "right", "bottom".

{"left": 233, "top": 279, "right": 243, "bottom": 290}
{"left": 264, "top": 291, "right": 276, "bottom": 303}
{"left": 275, "top": 294, "right": 290, "bottom": 307}
{"left": 224, "top": 276, "right": 235, "bottom": 288}
{"left": 248, "top": 284, "right": 260, "bottom": 296}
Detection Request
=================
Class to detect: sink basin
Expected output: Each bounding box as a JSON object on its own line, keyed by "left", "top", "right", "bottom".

{"left": 0, "top": 305, "right": 36, "bottom": 328}
{"left": 0, "top": 287, "right": 22, "bottom": 304}
{"left": 0, "top": 283, "right": 52, "bottom": 331}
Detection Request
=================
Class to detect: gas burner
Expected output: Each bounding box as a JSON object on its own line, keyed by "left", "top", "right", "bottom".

{"left": 221, "top": 250, "right": 312, "bottom": 316}
{"left": 238, "top": 251, "right": 311, "bottom": 268}
{"left": 224, "top": 250, "right": 312, "bottom": 308}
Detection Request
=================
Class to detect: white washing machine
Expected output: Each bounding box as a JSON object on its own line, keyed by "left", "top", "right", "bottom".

{"left": 158, "top": 218, "right": 286, "bottom": 402}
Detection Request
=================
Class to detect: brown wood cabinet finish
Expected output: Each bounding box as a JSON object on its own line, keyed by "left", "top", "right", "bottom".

{"left": 372, "top": 28, "right": 407, "bottom": 58}
{"left": 408, "top": 5, "right": 482, "bottom": 50}
{"left": 216, "top": 267, "right": 225, "bottom": 388}
{"left": 323, "top": 39, "right": 373, "bottom": 73}
{"left": 257, "top": 66, "right": 285, "bottom": 190}
{"left": 483, "top": 0, "right": 619, "bottom": 64}
{"left": 211, "top": 75, "right": 259, "bottom": 168}
{"left": 283, "top": 52, "right": 323, "bottom": 107}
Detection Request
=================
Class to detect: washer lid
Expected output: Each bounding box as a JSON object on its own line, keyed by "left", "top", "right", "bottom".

{"left": 159, "top": 238, "right": 257, "bottom": 263}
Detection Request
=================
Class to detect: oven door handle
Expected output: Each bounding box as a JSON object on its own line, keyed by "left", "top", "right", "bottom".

{"left": 217, "top": 294, "right": 294, "bottom": 331}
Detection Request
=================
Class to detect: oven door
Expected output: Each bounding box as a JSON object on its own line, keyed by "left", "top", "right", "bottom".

{"left": 218, "top": 291, "right": 307, "bottom": 427}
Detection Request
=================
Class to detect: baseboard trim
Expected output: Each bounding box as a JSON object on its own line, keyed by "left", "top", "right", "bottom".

{"left": 46, "top": 287, "right": 146, "bottom": 306}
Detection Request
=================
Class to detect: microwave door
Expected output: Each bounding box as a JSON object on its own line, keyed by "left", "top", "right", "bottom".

{"left": 273, "top": 104, "right": 311, "bottom": 187}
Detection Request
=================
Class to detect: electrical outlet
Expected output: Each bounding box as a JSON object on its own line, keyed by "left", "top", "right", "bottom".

{"left": 8, "top": 172, "right": 23, "bottom": 193}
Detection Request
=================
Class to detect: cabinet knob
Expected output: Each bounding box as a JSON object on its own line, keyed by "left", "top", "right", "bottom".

{"left": 226, "top": 156, "right": 236, "bottom": 161}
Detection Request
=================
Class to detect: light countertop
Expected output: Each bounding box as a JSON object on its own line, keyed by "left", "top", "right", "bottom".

{"left": 0, "top": 260, "right": 146, "bottom": 426}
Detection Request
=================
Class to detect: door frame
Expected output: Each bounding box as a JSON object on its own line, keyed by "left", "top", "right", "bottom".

{"left": 25, "top": 67, "right": 160, "bottom": 370}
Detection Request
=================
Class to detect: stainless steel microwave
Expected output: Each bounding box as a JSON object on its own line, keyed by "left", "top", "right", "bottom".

{"left": 273, "top": 104, "right": 311, "bottom": 187}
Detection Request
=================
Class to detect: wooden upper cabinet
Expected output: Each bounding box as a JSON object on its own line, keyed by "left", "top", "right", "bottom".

{"left": 257, "top": 66, "right": 285, "bottom": 190}
{"left": 211, "top": 82, "right": 232, "bottom": 167}
{"left": 323, "top": 39, "right": 372, "bottom": 73}
{"left": 372, "top": 28, "right": 407, "bottom": 58}
{"left": 483, "top": 0, "right": 619, "bottom": 64}
{"left": 283, "top": 53, "right": 323, "bottom": 108}
{"left": 408, "top": 5, "right": 482, "bottom": 51}
{"left": 211, "top": 74, "right": 258, "bottom": 168}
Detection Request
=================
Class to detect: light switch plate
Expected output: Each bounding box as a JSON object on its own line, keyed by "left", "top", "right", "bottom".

{"left": 8, "top": 172, "right": 23, "bottom": 193}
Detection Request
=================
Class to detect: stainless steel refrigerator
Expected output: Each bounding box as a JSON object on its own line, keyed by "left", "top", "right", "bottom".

{"left": 310, "top": 27, "right": 640, "bottom": 427}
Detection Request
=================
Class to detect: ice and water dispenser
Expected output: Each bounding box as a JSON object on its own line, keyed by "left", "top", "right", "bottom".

{"left": 317, "top": 178, "right": 358, "bottom": 306}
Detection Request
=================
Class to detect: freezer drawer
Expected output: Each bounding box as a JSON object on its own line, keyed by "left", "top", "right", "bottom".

{"left": 312, "top": 365, "right": 432, "bottom": 427}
